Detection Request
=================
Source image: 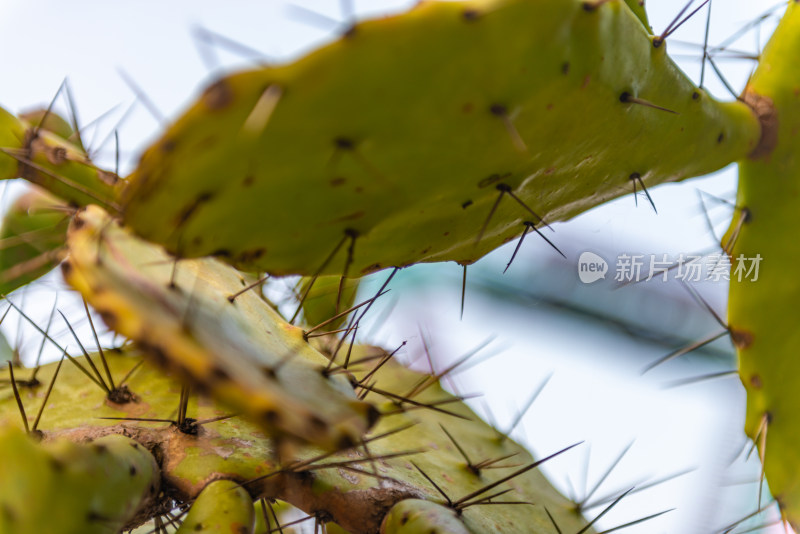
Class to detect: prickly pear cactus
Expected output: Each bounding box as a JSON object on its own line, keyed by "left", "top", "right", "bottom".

{"left": 120, "top": 0, "right": 759, "bottom": 276}
{"left": 726, "top": 1, "right": 800, "bottom": 527}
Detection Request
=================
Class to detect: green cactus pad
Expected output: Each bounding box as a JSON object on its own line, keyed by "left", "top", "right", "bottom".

{"left": 0, "top": 187, "right": 69, "bottom": 295}
{"left": 0, "top": 106, "right": 120, "bottom": 213}
{"left": 176, "top": 480, "right": 255, "bottom": 534}
{"left": 0, "top": 425, "right": 159, "bottom": 534}
{"left": 62, "top": 205, "right": 377, "bottom": 450}
{"left": 121, "top": 0, "right": 758, "bottom": 277}
{"left": 726, "top": 1, "right": 800, "bottom": 527}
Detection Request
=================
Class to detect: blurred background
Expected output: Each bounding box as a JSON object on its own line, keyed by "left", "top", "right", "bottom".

{"left": 0, "top": 1, "right": 789, "bottom": 532}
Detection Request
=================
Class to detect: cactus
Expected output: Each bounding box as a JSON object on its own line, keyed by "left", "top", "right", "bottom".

{"left": 726, "top": 0, "right": 800, "bottom": 527}
{"left": 1, "top": 0, "right": 799, "bottom": 532}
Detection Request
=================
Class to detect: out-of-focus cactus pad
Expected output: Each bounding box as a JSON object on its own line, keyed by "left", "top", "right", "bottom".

{"left": 726, "top": 1, "right": 800, "bottom": 527}
{"left": 62, "top": 205, "right": 377, "bottom": 450}
{"left": 0, "top": 187, "right": 69, "bottom": 295}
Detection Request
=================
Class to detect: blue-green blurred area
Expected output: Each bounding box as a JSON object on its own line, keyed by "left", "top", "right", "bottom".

{"left": 0, "top": 1, "right": 789, "bottom": 532}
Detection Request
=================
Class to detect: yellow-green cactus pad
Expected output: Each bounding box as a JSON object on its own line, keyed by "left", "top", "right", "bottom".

{"left": 726, "top": 1, "right": 800, "bottom": 526}
{"left": 122, "top": 0, "right": 759, "bottom": 276}
{"left": 176, "top": 480, "right": 255, "bottom": 534}
{"left": 62, "top": 205, "right": 377, "bottom": 450}
{"left": 0, "top": 187, "right": 69, "bottom": 295}
{"left": 0, "top": 105, "right": 120, "bottom": 213}
{"left": 0, "top": 426, "right": 159, "bottom": 534}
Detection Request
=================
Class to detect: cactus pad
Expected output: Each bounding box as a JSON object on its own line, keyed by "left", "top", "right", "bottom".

{"left": 0, "top": 187, "right": 69, "bottom": 295}
{"left": 62, "top": 205, "right": 377, "bottom": 450}
{"left": 121, "top": 0, "right": 758, "bottom": 277}
{"left": 726, "top": 1, "right": 800, "bottom": 526}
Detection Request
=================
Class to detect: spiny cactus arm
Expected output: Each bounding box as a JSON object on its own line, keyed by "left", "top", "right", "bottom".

{"left": 0, "top": 106, "right": 121, "bottom": 213}
{"left": 121, "top": 0, "right": 759, "bottom": 277}
{"left": 175, "top": 480, "right": 255, "bottom": 534}
{"left": 726, "top": 1, "right": 800, "bottom": 526}
{"left": 0, "top": 426, "right": 160, "bottom": 534}
{"left": 62, "top": 205, "right": 377, "bottom": 450}
{"left": 0, "top": 187, "right": 70, "bottom": 295}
